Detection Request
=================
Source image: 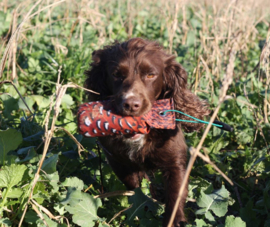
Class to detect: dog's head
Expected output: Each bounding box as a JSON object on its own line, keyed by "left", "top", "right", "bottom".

{"left": 85, "top": 38, "right": 209, "bottom": 131}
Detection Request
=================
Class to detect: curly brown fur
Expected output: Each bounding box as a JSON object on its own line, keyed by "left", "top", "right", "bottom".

{"left": 85, "top": 38, "right": 209, "bottom": 227}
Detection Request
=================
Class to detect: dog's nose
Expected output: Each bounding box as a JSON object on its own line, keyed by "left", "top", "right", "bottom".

{"left": 123, "top": 97, "right": 141, "bottom": 113}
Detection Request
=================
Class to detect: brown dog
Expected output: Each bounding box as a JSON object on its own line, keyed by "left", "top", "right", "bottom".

{"left": 85, "top": 38, "right": 209, "bottom": 226}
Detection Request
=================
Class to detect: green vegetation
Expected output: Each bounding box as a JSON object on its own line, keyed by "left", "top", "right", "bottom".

{"left": 0, "top": 0, "right": 270, "bottom": 226}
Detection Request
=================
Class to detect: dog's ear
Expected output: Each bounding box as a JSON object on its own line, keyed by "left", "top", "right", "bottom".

{"left": 163, "top": 56, "right": 210, "bottom": 132}
{"left": 91, "top": 50, "right": 102, "bottom": 64}
{"left": 85, "top": 49, "right": 110, "bottom": 100}
{"left": 163, "top": 55, "right": 187, "bottom": 99}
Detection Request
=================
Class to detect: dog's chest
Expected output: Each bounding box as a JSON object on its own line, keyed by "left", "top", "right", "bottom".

{"left": 125, "top": 136, "right": 146, "bottom": 160}
{"left": 100, "top": 135, "right": 147, "bottom": 162}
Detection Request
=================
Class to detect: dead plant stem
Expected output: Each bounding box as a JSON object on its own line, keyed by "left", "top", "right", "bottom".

{"left": 168, "top": 33, "right": 241, "bottom": 227}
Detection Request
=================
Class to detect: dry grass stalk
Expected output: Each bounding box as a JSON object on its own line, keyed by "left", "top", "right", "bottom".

{"left": 244, "top": 82, "right": 269, "bottom": 148}
{"left": 199, "top": 55, "right": 214, "bottom": 96}
{"left": 55, "top": 126, "right": 85, "bottom": 156}
{"left": 18, "top": 67, "right": 65, "bottom": 225}
{"left": 0, "top": 0, "right": 67, "bottom": 80}
{"left": 3, "top": 0, "right": 268, "bottom": 82}
{"left": 94, "top": 188, "right": 164, "bottom": 225}
{"left": 193, "top": 58, "right": 200, "bottom": 94}
{"left": 260, "top": 37, "right": 270, "bottom": 123}
{"left": 93, "top": 190, "right": 135, "bottom": 199}
{"left": 84, "top": 184, "right": 93, "bottom": 192}
{"left": 190, "top": 0, "right": 269, "bottom": 84}
{"left": 18, "top": 67, "right": 55, "bottom": 226}
{"left": 108, "top": 204, "right": 133, "bottom": 224}
{"left": 239, "top": 32, "right": 270, "bottom": 148}
{"left": 67, "top": 19, "right": 80, "bottom": 46}
{"left": 181, "top": 4, "right": 188, "bottom": 45}
{"left": 168, "top": 0, "right": 180, "bottom": 54}
{"left": 11, "top": 9, "right": 17, "bottom": 81}
{"left": 224, "top": 0, "right": 238, "bottom": 60}
{"left": 17, "top": 66, "right": 99, "bottom": 225}
{"left": 190, "top": 147, "right": 233, "bottom": 185}
{"left": 0, "top": 0, "right": 43, "bottom": 79}
{"left": 31, "top": 199, "right": 70, "bottom": 226}
{"left": 31, "top": 202, "right": 49, "bottom": 227}
{"left": 127, "top": 0, "right": 133, "bottom": 38}
{"left": 2, "top": 0, "right": 8, "bottom": 13}
{"left": 168, "top": 32, "right": 241, "bottom": 227}
{"left": 27, "top": 0, "right": 67, "bottom": 20}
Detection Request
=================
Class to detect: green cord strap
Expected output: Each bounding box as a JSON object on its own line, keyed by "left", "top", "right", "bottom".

{"left": 162, "top": 109, "right": 223, "bottom": 128}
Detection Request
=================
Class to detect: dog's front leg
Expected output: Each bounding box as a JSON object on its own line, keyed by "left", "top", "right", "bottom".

{"left": 162, "top": 157, "right": 187, "bottom": 227}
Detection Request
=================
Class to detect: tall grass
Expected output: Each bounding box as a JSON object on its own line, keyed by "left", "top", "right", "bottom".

{"left": 1, "top": 0, "right": 270, "bottom": 111}
{"left": 1, "top": 0, "right": 270, "bottom": 78}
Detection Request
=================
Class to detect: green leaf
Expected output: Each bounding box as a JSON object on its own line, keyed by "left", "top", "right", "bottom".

{"left": 186, "top": 30, "right": 196, "bottom": 47}
{"left": 62, "top": 177, "right": 84, "bottom": 190}
{"left": 54, "top": 204, "right": 66, "bottom": 216}
{"left": 24, "top": 210, "right": 39, "bottom": 224}
{"left": 61, "top": 188, "right": 84, "bottom": 206}
{"left": 61, "top": 94, "right": 74, "bottom": 109}
{"left": 205, "top": 210, "right": 215, "bottom": 222}
{"left": 80, "top": 137, "right": 96, "bottom": 150}
{"left": 46, "top": 172, "right": 60, "bottom": 193}
{"left": 252, "top": 76, "right": 263, "bottom": 89}
{"left": 32, "top": 181, "right": 49, "bottom": 204}
{"left": 18, "top": 96, "right": 35, "bottom": 111}
{"left": 263, "top": 182, "right": 270, "bottom": 209}
{"left": 6, "top": 200, "right": 20, "bottom": 207}
{"left": 37, "top": 213, "right": 65, "bottom": 227}
{"left": 209, "top": 136, "right": 229, "bottom": 154}
{"left": 188, "top": 176, "right": 213, "bottom": 199}
{"left": 225, "top": 215, "right": 246, "bottom": 227}
{"left": 0, "top": 164, "right": 27, "bottom": 188}
{"left": 0, "top": 128, "right": 23, "bottom": 165}
{"left": 41, "top": 154, "right": 58, "bottom": 174}
{"left": 141, "top": 178, "right": 151, "bottom": 196}
{"left": 264, "top": 218, "right": 270, "bottom": 227}
{"left": 125, "top": 188, "right": 164, "bottom": 223}
{"left": 16, "top": 146, "right": 36, "bottom": 163}
{"left": 1, "top": 95, "right": 19, "bottom": 119}
{"left": 32, "top": 95, "right": 51, "bottom": 109}
{"left": 0, "top": 217, "right": 11, "bottom": 226}
{"left": 0, "top": 164, "right": 27, "bottom": 209}
{"left": 140, "top": 218, "right": 162, "bottom": 226}
{"left": 4, "top": 187, "right": 23, "bottom": 198}
{"left": 65, "top": 192, "right": 103, "bottom": 227}
{"left": 28, "top": 58, "right": 41, "bottom": 72}
{"left": 3, "top": 84, "right": 26, "bottom": 98}
{"left": 241, "top": 108, "right": 254, "bottom": 121}
{"left": 190, "top": 18, "right": 202, "bottom": 29}
{"left": 236, "top": 96, "right": 248, "bottom": 108}
{"left": 236, "top": 128, "right": 253, "bottom": 145}
{"left": 196, "top": 185, "right": 230, "bottom": 217}
{"left": 195, "top": 219, "right": 208, "bottom": 227}
{"left": 17, "top": 146, "right": 35, "bottom": 155}
{"left": 240, "top": 200, "right": 260, "bottom": 227}
{"left": 196, "top": 208, "right": 207, "bottom": 215}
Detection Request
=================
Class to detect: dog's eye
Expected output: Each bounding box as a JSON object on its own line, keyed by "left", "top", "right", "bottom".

{"left": 112, "top": 73, "right": 121, "bottom": 79}
{"left": 146, "top": 74, "right": 156, "bottom": 79}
